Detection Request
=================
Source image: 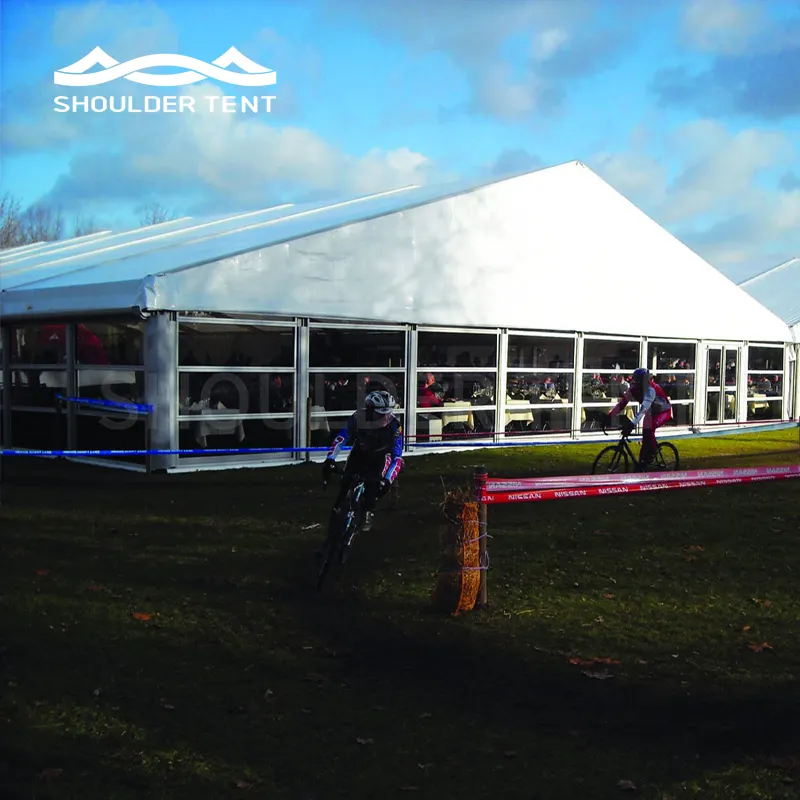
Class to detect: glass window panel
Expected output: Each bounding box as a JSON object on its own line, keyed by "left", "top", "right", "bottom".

{"left": 76, "top": 322, "right": 144, "bottom": 365}
{"left": 581, "top": 402, "right": 623, "bottom": 431}
{"left": 9, "top": 322, "right": 143, "bottom": 365}
{"left": 747, "top": 397, "right": 782, "bottom": 420}
{"left": 747, "top": 373, "right": 783, "bottom": 396}
{"left": 76, "top": 413, "right": 147, "bottom": 465}
{"left": 179, "top": 323, "right": 295, "bottom": 368}
{"left": 10, "top": 325, "right": 62, "bottom": 364}
{"left": 418, "top": 331, "right": 497, "bottom": 368}
{"left": 77, "top": 369, "right": 145, "bottom": 405}
{"left": 506, "top": 372, "right": 573, "bottom": 402}
{"left": 706, "top": 392, "right": 720, "bottom": 421}
{"left": 415, "top": 371, "right": 496, "bottom": 403}
{"left": 309, "top": 329, "right": 405, "bottom": 368}
{"left": 583, "top": 339, "right": 639, "bottom": 370}
{"left": 723, "top": 389, "right": 737, "bottom": 419}
{"left": 667, "top": 403, "right": 694, "bottom": 427}
{"left": 655, "top": 373, "right": 695, "bottom": 401}
{"left": 179, "top": 416, "right": 296, "bottom": 456}
{"left": 10, "top": 368, "right": 65, "bottom": 407}
{"left": 748, "top": 346, "right": 784, "bottom": 371}
{"left": 10, "top": 324, "right": 67, "bottom": 364}
{"left": 309, "top": 372, "right": 406, "bottom": 411}
{"left": 178, "top": 371, "right": 295, "bottom": 415}
{"left": 707, "top": 349, "right": 722, "bottom": 385}
{"left": 414, "top": 408, "right": 496, "bottom": 440}
{"left": 646, "top": 342, "right": 696, "bottom": 370}
{"left": 581, "top": 372, "right": 632, "bottom": 402}
{"left": 724, "top": 352, "right": 738, "bottom": 386}
{"left": 10, "top": 409, "right": 65, "bottom": 449}
{"left": 503, "top": 406, "right": 572, "bottom": 436}
{"left": 507, "top": 335, "right": 575, "bottom": 368}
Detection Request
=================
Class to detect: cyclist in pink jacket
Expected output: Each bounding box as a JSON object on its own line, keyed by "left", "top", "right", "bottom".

{"left": 606, "top": 368, "right": 672, "bottom": 467}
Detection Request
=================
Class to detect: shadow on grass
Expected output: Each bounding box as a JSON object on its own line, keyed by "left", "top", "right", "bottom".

{"left": 5, "top": 543, "right": 799, "bottom": 800}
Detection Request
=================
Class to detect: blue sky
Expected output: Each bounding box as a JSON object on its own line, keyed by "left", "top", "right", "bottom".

{"left": 1, "top": 0, "right": 799, "bottom": 282}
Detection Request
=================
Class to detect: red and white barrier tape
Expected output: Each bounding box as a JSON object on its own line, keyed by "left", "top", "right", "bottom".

{"left": 484, "top": 464, "right": 800, "bottom": 492}
{"left": 478, "top": 464, "right": 800, "bottom": 505}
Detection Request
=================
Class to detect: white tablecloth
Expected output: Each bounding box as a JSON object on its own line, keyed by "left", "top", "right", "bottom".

{"left": 181, "top": 405, "right": 245, "bottom": 448}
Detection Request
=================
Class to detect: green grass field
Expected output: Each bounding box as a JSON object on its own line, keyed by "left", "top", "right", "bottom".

{"left": 1, "top": 428, "right": 799, "bottom": 799}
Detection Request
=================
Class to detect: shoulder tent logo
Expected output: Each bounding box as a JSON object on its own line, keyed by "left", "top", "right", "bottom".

{"left": 53, "top": 46, "right": 277, "bottom": 87}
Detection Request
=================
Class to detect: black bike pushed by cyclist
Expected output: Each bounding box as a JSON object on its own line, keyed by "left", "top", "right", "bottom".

{"left": 592, "top": 414, "right": 680, "bottom": 475}
{"left": 315, "top": 464, "right": 383, "bottom": 590}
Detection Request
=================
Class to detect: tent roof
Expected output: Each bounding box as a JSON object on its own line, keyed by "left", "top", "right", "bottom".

{"left": 0, "top": 160, "right": 792, "bottom": 343}
{"left": 739, "top": 257, "right": 800, "bottom": 337}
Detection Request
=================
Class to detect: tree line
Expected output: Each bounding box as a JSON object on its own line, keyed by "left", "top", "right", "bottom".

{"left": 0, "top": 193, "right": 177, "bottom": 251}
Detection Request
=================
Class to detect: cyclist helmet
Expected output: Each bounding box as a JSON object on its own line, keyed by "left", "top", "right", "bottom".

{"left": 364, "top": 389, "right": 395, "bottom": 423}
{"left": 632, "top": 367, "right": 651, "bottom": 384}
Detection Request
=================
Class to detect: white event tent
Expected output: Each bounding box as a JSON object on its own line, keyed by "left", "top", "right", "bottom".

{"left": 739, "top": 256, "right": 800, "bottom": 423}
{"left": 0, "top": 160, "right": 794, "bottom": 472}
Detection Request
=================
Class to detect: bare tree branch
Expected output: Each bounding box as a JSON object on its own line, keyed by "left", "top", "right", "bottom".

{"left": 0, "top": 192, "right": 25, "bottom": 249}
{"left": 139, "top": 201, "right": 176, "bottom": 227}
{"left": 21, "top": 203, "right": 64, "bottom": 244}
{"left": 72, "top": 212, "right": 100, "bottom": 238}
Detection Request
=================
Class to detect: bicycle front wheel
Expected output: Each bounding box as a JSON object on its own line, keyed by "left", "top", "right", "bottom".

{"left": 655, "top": 442, "right": 679, "bottom": 471}
{"left": 592, "top": 445, "right": 629, "bottom": 475}
{"left": 315, "top": 511, "right": 346, "bottom": 591}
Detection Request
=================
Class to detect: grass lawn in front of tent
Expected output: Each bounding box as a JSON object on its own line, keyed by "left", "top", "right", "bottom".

{"left": 1, "top": 427, "right": 799, "bottom": 799}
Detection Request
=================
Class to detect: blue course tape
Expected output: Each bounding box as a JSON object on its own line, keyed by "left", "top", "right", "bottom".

{"left": 0, "top": 446, "right": 335, "bottom": 457}
{"left": 56, "top": 394, "right": 154, "bottom": 414}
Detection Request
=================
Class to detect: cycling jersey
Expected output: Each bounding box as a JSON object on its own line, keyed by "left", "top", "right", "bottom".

{"left": 611, "top": 380, "right": 671, "bottom": 426}
{"left": 327, "top": 413, "right": 404, "bottom": 483}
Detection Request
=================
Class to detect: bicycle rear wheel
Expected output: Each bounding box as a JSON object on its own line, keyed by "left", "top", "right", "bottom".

{"left": 655, "top": 442, "right": 679, "bottom": 471}
{"left": 592, "top": 445, "right": 629, "bottom": 475}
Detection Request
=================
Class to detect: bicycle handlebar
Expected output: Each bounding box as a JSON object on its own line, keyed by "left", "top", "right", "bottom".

{"left": 322, "top": 462, "right": 384, "bottom": 490}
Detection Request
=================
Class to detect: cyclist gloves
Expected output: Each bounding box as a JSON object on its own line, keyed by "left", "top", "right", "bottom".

{"left": 321, "top": 459, "right": 336, "bottom": 481}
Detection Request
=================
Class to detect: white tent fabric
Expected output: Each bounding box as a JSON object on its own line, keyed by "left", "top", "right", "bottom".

{"left": 739, "top": 257, "right": 800, "bottom": 341}
{"left": 0, "top": 161, "right": 792, "bottom": 343}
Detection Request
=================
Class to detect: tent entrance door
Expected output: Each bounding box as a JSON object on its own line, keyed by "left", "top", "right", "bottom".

{"left": 705, "top": 345, "right": 740, "bottom": 424}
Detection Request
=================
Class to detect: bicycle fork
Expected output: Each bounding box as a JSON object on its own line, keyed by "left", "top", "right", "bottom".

{"left": 343, "top": 483, "right": 366, "bottom": 549}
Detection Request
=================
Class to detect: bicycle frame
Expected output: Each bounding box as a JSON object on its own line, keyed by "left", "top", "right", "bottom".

{"left": 606, "top": 428, "right": 642, "bottom": 468}
{"left": 317, "top": 466, "right": 383, "bottom": 589}
{"left": 596, "top": 422, "right": 678, "bottom": 473}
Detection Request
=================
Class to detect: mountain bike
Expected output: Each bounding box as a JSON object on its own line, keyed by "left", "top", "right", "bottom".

{"left": 315, "top": 465, "right": 381, "bottom": 591}
{"left": 591, "top": 421, "right": 680, "bottom": 474}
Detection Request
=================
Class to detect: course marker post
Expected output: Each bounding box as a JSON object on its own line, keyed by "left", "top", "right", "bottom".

{"left": 474, "top": 465, "right": 489, "bottom": 608}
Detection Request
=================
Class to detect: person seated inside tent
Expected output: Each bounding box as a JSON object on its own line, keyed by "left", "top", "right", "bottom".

{"left": 418, "top": 372, "right": 444, "bottom": 408}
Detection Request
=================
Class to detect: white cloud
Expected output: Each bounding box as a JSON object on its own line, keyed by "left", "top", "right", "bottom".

{"left": 326, "top": 0, "right": 594, "bottom": 64}
{"left": 591, "top": 151, "right": 669, "bottom": 209}
{"left": 662, "top": 121, "right": 792, "bottom": 222}
{"left": 681, "top": 0, "right": 767, "bottom": 54}
{"left": 324, "top": 0, "right": 614, "bottom": 119}
{"left": 678, "top": 186, "right": 800, "bottom": 280}
{"left": 52, "top": 0, "right": 179, "bottom": 55}
{"left": 531, "top": 28, "right": 570, "bottom": 61}
{"left": 39, "top": 83, "right": 439, "bottom": 218}
{"left": 588, "top": 119, "right": 800, "bottom": 280}
{"left": 471, "top": 64, "right": 553, "bottom": 119}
